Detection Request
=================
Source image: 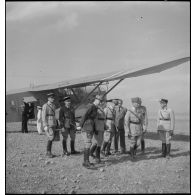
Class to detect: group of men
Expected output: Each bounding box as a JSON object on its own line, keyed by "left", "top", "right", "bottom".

{"left": 40, "top": 92, "right": 175, "bottom": 169}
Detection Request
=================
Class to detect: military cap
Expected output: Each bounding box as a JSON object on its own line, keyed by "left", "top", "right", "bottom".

{"left": 47, "top": 92, "right": 55, "bottom": 98}
{"left": 160, "top": 98, "right": 168, "bottom": 104}
{"left": 112, "top": 99, "right": 118, "bottom": 105}
{"left": 63, "top": 96, "right": 71, "bottom": 101}
{"left": 95, "top": 95, "right": 103, "bottom": 101}
{"left": 131, "top": 97, "right": 141, "bottom": 103}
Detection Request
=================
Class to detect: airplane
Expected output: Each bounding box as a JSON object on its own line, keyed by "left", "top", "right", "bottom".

{"left": 6, "top": 56, "right": 190, "bottom": 123}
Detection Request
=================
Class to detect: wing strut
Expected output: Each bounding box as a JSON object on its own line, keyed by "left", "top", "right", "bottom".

{"left": 74, "top": 81, "right": 103, "bottom": 109}
{"left": 70, "top": 88, "right": 80, "bottom": 102}
{"left": 103, "top": 79, "right": 124, "bottom": 98}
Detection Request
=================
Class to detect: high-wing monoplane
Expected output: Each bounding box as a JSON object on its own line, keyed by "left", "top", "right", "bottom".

{"left": 6, "top": 56, "right": 190, "bottom": 122}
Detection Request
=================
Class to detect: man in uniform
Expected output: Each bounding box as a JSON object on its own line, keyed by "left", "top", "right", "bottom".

{"left": 136, "top": 98, "right": 148, "bottom": 153}
{"left": 124, "top": 97, "right": 148, "bottom": 159}
{"left": 157, "top": 99, "right": 175, "bottom": 158}
{"left": 114, "top": 99, "right": 127, "bottom": 154}
{"left": 89, "top": 102, "right": 106, "bottom": 163}
{"left": 79, "top": 95, "right": 103, "bottom": 168}
{"left": 101, "top": 99, "right": 117, "bottom": 156}
{"left": 59, "top": 96, "right": 79, "bottom": 156}
{"left": 42, "top": 93, "right": 57, "bottom": 158}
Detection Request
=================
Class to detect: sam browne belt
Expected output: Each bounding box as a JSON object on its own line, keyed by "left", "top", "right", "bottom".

{"left": 130, "top": 121, "right": 141, "bottom": 124}
{"left": 106, "top": 117, "right": 114, "bottom": 120}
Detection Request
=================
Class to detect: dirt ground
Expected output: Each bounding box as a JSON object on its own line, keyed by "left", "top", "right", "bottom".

{"left": 6, "top": 122, "right": 190, "bottom": 194}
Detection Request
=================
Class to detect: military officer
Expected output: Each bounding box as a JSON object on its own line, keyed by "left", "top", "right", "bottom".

{"left": 101, "top": 99, "right": 117, "bottom": 156}
{"left": 124, "top": 97, "right": 148, "bottom": 159}
{"left": 90, "top": 103, "right": 106, "bottom": 163}
{"left": 114, "top": 99, "right": 127, "bottom": 154}
{"left": 42, "top": 93, "right": 57, "bottom": 158}
{"left": 157, "top": 99, "right": 175, "bottom": 158}
{"left": 135, "top": 98, "right": 148, "bottom": 153}
{"left": 79, "top": 95, "right": 103, "bottom": 168}
{"left": 59, "top": 96, "right": 79, "bottom": 156}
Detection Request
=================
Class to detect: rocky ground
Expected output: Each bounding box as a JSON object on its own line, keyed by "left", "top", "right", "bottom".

{"left": 6, "top": 122, "right": 190, "bottom": 194}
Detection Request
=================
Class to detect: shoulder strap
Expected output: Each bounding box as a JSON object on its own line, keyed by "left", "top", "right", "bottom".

{"left": 108, "top": 106, "right": 115, "bottom": 116}
{"left": 46, "top": 103, "right": 55, "bottom": 115}
{"left": 160, "top": 110, "right": 165, "bottom": 120}
{"left": 128, "top": 109, "right": 141, "bottom": 122}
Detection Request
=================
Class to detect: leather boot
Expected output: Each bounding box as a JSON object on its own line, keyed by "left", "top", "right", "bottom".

{"left": 129, "top": 147, "right": 135, "bottom": 159}
{"left": 162, "top": 143, "right": 166, "bottom": 157}
{"left": 90, "top": 143, "right": 97, "bottom": 158}
{"left": 70, "top": 140, "right": 79, "bottom": 154}
{"left": 133, "top": 144, "right": 137, "bottom": 155}
{"left": 46, "top": 140, "right": 54, "bottom": 158}
{"left": 95, "top": 146, "right": 101, "bottom": 163}
{"left": 101, "top": 141, "right": 108, "bottom": 156}
{"left": 105, "top": 142, "right": 111, "bottom": 156}
{"left": 141, "top": 139, "right": 145, "bottom": 153}
{"left": 62, "top": 139, "right": 69, "bottom": 156}
{"left": 166, "top": 143, "right": 171, "bottom": 159}
{"left": 82, "top": 148, "right": 94, "bottom": 168}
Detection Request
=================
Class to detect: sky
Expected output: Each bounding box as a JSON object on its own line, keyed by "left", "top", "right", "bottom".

{"left": 6, "top": 1, "right": 190, "bottom": 116}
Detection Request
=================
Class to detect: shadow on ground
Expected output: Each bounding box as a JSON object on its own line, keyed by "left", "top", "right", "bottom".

{"left": 88, "top": 146, "right": 190, "bottom": 169}
{"left": 145, "top": 132, "right": 190, "bottom": 142}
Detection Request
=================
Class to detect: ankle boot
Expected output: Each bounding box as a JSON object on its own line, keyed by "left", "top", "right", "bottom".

{"left": 62, "top": 139, "right": 69, "bottom": 156}
{"left": 141, "top": 139, "right": 145, "bottom": 153}
{"left": 90, "top": 143, "right": 97, "bottom": 158}
{"left": 133, "top": 144, "right": 137, "bottom": 155}
{"left": 95, "top": 146, "right": 101, "bottom": 163}
{"left": 46, "top": 140, "right": 53, "bottom": 158}
{"left": 166, "top": 144, "right": 171, "bottom": 158}
{"left": 129, "top": 147, "right": 135, "bottom": 159}
{"left": 70, "top": 140, "right": 79, "bottom": 154}
{"left": 162, "top": 143, "right": 166, "bottom": 157}
{"left": 101, "top": 142, "right": 108, "bottom": 155}
{"left": 82, "top": 148, "right": 94, "bottom": 168}
{"left": 105, "top": 142, "right": 111, "bottom": 156}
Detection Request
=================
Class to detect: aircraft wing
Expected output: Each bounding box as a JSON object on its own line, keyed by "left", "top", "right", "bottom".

{"left": 104, "top": 56, "right": 190, "bottom": 81}
{"left": 6, "top": 56, "right": 190, "bottom": 94}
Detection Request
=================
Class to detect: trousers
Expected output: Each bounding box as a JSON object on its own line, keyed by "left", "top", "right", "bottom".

{"left": 93, "top": 131, "right": 104, "bottom": 147}
{"left": 158, "top": 130, "right": 172, "bottom": 144}
{"left": 82, "top": 131, "right": 94, "bottom": 149}
{"left": 114, "top": 128, "right": 126, "bottom": 151}
{"left": 61, "top": 128, "right": 76, "bottom": 141}
{"left": 129, "top": 135, "right": 142, "bottom": 148}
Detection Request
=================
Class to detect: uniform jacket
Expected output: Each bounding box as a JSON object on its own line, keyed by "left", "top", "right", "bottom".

{"left": 125, "top": 105, "right": 148, "bottom": 136}
{"left": 115, "top": 106, "right": 127, "bottom": 130}
{"left": 157, "top": 107, "right": 175, "bottom": 131}
{"left": 59, "top": 106, "right": 76, "bottom": 129}
{"left": 104, "top": 104, "right": 116, "bottom": 132}
{"left": 80, "top": 103, "right": 98, "bottom": 132}
{"left": 42, "top": 102, "right": 57, "bottom": 128}
{"left": 95, "top": 107, "right": 106, "bottom": 131}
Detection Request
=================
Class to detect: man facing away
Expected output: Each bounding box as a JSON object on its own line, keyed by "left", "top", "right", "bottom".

{"left": 114, "top": 99, "right": 127, "bottom": 154}
{"left": 59, "top": 96, "right": 79, "bottom": 156}
{"left": 79, "top": 95, "right": 103, "bottom": 168}
{"left": 89, "top": 102, "right": 106, "bottom": 163}
{"left": 101, "top": 99, "right": 117, "bottom": 156}
{"left": 42, "top": 93, "right": 57, "bottom": 158}
{"left": 157, "top": 98, "right": 175, "bottom": 159}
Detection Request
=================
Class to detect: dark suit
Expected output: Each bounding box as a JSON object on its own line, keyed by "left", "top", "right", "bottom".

{"left": 21, "top": 103, "right": 29, "bottom": 133}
